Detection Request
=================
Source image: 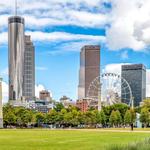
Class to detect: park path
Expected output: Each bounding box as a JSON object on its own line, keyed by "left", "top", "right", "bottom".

{"left": 62, "top": 128, "right": 150, "bottom": 133}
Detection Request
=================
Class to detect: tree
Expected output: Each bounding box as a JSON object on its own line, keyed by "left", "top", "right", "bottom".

{"left": 4, "top": 111, "right": 16, "bottom": 126}
{"left": 124, "top": 110, "right": 131, "bottom": 126}
{"left": 15, "top": 107, "right": 33, "bottom": 127}
{"left": 46, "top": 109, "right": 57, "bottom": 124}
{"left": 124, "top": 109, "right": 136, "bottom": 130}
{"left": 3, "top": 104, "right": 16, "bottom": 126}
{"left": 84, "top": 111, "right": 97, "bottom": 127}
{"left": 109, "top": 110, "right": 122, "bottom": 127}
{"left": 103, "top": 103, "right": 129, "bottom": 125}
{"left": 35, "top": 112, "right": 45, "bottom": 127}
{"left": 140, "top": 108, "right": 150, "bottom": 128}
{"left": 115, "top": 110, "right": 122, "bottom": 126}
{"left": 142, "top": 99, "right": 150, "bottom": 111}
{"left": 54, "top": 103, "right": 64, "bottom": 112}
{"left": 109, "top": 110, "right": 117, "bottom": 127}
{"left": 112, "top": 103, "right": 129, "bottom": 120}
{"left": 99, "top": 110, "right": 106, "bottom": 127}
{"left": 130, "top": 108, "right": 136, "bottom": 130}
{"left": 64, "top": 112, "right": 73, "bottom": 125}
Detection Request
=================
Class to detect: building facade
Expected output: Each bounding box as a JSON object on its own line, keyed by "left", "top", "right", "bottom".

{"left": 8, "top": 16, "right": 25, "bottom": 100}
{"left": 76, "top": 99, "right": 89, "bottom": 112}
{"left": 0, "top": 78, "right": 3, "bottom": 128}
{"left": 23, "top": 35, "right": 35, "bottom": 98}
{"left": 78, "top": 45, "right": 100, "bottom": 99}
{"left": 121, "top": 64, "right": 146, "bottom": 106}
{"left": 60, "top": 96, "right": 75, "bottom": 108}
{"left": 39, "top": 90, "right": 51, "bottom": 101}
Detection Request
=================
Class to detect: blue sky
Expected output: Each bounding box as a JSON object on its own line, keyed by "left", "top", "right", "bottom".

{"left": 1, "top": 0, "right": 150, "bottom": 102}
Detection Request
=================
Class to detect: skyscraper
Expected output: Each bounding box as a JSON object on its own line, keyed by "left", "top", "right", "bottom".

{"left": 121, "top": 64, "right": 146, "bottom": 106}
{"left": 8, "top": 16, "right": 25, "bottom": 100}
{"left": 23, "top": 35, "right": 35, "bottom": 99}
{"left": 78, "top": 45, "right": 100, "bottom": 99}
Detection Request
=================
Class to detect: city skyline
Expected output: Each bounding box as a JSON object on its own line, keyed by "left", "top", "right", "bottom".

{"left": 1, "top": 0, "right": 150, "bottom": 103}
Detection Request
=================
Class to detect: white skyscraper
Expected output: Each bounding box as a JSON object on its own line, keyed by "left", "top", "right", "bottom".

{"left": 23, "top": 35, "right": 35, "bottom": 98}
{"left": 8, "top": 16, "right": 25, "bottom": 100}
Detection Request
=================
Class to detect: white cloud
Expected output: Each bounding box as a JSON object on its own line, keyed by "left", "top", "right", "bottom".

{"left": 26, "top": 31, "right": 106, "bottom": 43}
{"left": 103, "top": 63, "right": 129, "bottom": 74}
{"left": 0, "top": 32, "right": 7, "bottom": 45}
{"left": 0, "top": 31, "right": 105, "bottom": 45}
{"left": 48, "top": 40, "right": 104, "bottom": 55}
{"left": 35, "top": 84, "right": 45, "bottom": 98}
{"left": 2, "top": 81, "right": 8, "bottom": 104}
{"left": 106, "top": 0, "right": 150, "bottom": 51}
{"left": 1, "top": 0, "right": 150, "bottom": 51}
{"left": 0, "top": 0, "right": 108, "bottom": 29}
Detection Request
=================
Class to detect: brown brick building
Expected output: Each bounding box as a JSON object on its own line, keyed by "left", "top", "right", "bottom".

{"left": 76, "top": 99, "right": 89, "bottom": 112}
{"left": 78, "top": 45, "right": 100, "bottom": 99}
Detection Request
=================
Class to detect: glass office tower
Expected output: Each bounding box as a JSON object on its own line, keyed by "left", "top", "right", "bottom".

{"left": 23, "top": 35, "right": 35, "bottom": 99}
{"left": 121, "top": 64, "right": 146, "bottom": 106}
{"left": 8, "top": 16, "right": 25, "bottom": 100}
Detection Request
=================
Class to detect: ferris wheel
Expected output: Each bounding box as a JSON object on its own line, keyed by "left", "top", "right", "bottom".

{"left": 87, "top": 73, "right": 133, "bottom": 110}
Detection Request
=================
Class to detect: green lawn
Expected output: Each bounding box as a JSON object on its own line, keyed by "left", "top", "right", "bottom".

{"left": 0, "top": 129, "right": 149, "bottom": 150}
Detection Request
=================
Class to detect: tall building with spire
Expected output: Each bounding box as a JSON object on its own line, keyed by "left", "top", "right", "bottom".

{"left": 23, "top": 35, "right": 35, "bottom": 99}
{"left": 78, "top": 45, "right": 100, "bottom": 99}
{"left": 8, "top": 16, "right": 25, "bottom": 100}
{"left": 8, "top": 1, "right": 35, "bottom": 101}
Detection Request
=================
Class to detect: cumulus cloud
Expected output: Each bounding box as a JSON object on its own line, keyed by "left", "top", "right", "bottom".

{"left": 103, "top": 63, "right": 129, "bottom": 74}
{"left": 1, "top": 0, "right": 150, "bottom": 51}
{"left": 106, "top": 0, "right": 150, "bottom": 51}
{"left": 26, "top": 31, "right": 106, "bottom": 42}
{"left": 0, "top": 0, "right": 108, "bottom": 29}
{"left": 0, "top": 32, "right": 7, "bottom": 45}
{"left": 0, "top": 31, "right": 105, "bottom": 45}
{"left": 2, "top": 81, "right": 8, "bottom": 104}
{"left": 35, "top": 84, "right": 45, "bottom": 98}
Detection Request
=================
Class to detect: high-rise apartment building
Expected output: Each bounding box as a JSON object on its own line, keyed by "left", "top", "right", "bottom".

{"left": 8, "top": 16, "right": 25, "bottom": 100}
{"left": 23, "top": 35, "right": 35, "bottom": 98}
{"left": 121, "top": 64, "right": 146, "bottom": 106}
{"left": 78, "top": 45, "right": 100, "bottom": 99}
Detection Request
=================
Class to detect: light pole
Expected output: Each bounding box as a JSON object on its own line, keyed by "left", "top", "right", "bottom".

{"left": 98, "top": 84, "right": 101, "bottom": 111}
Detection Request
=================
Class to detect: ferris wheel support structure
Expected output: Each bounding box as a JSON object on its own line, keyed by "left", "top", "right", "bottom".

{"left": 87, "top": 73, "right": 133, "bottom": 110}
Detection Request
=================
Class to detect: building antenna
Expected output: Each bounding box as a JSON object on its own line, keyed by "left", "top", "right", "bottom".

{"left": 15, "top": 0, "right": 17, "bottom": 16}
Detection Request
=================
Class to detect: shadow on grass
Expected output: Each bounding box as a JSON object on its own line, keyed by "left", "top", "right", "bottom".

{"left": 107, "top": 138, "right": 150, "bottom": 150}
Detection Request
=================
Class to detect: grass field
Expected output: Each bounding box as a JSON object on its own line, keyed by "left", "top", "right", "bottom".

{"left": 0, "top": 129, "right": 150, "bottom": 150}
